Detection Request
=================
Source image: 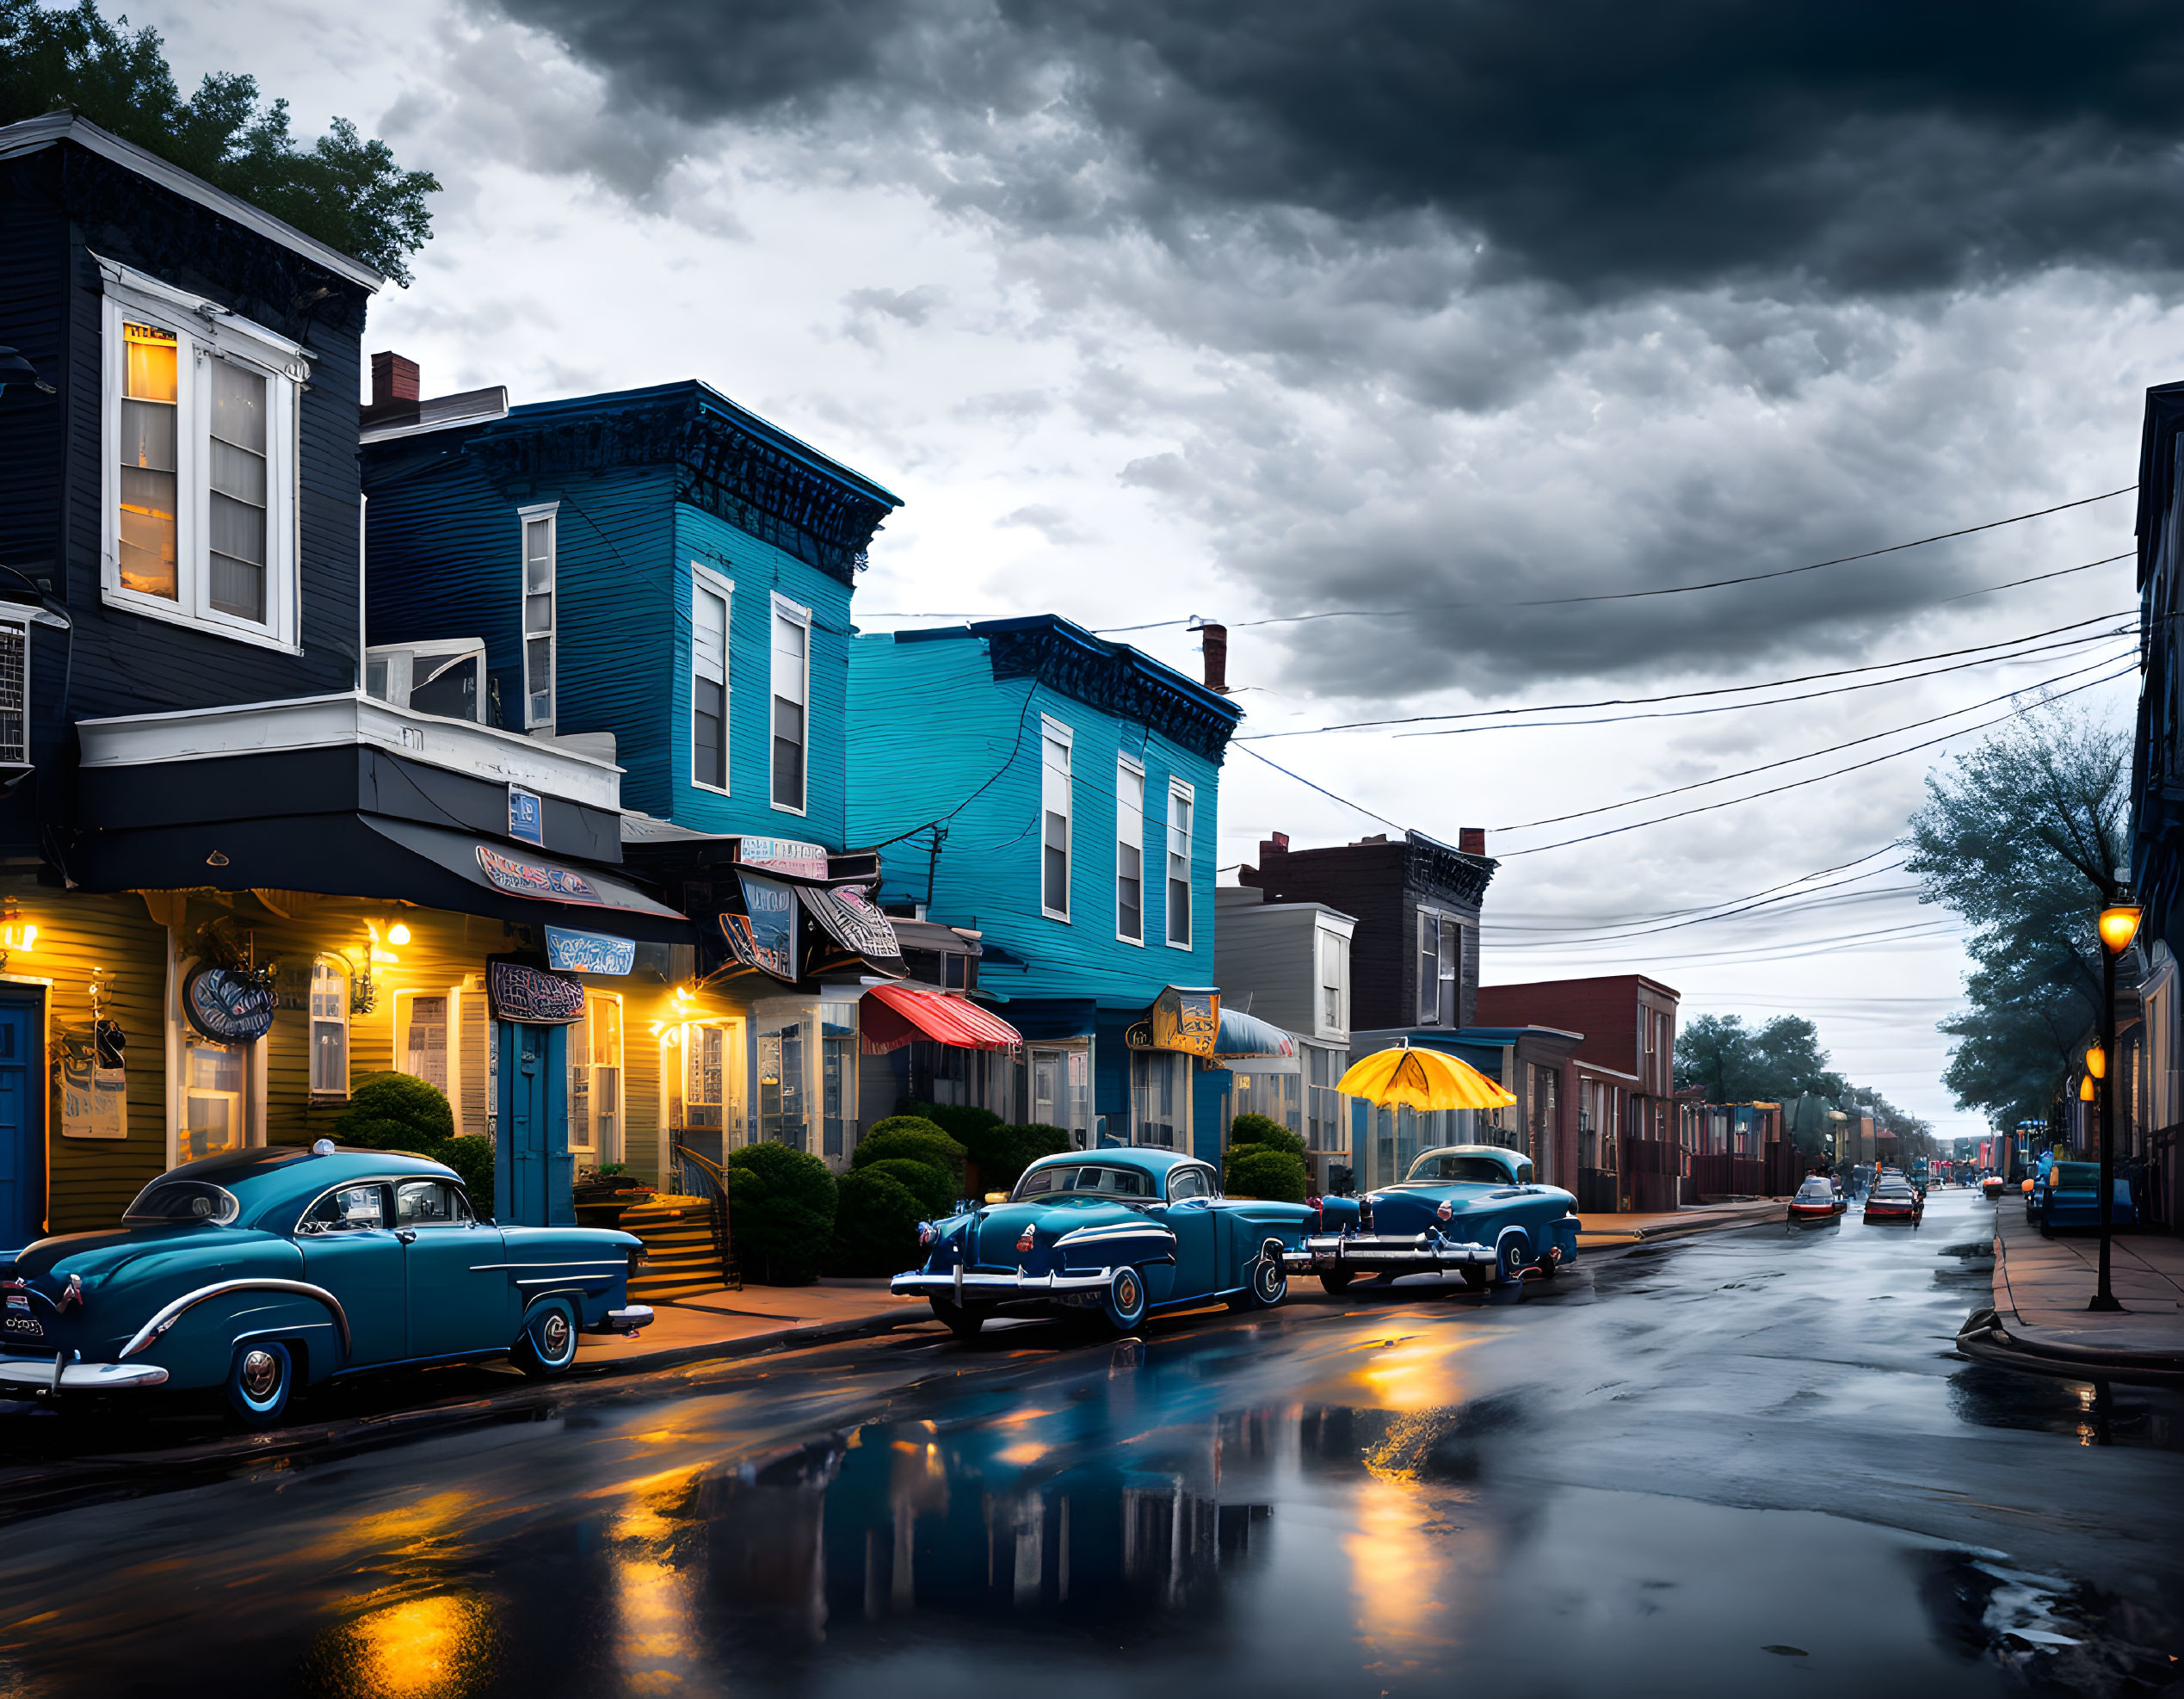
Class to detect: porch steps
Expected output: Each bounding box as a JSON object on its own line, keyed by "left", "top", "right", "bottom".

{"left": 621, "top": 1195, "right": 734, "bottom": 1300}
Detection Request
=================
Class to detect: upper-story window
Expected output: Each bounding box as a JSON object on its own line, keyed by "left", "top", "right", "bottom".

{"left": 1166, "top": 781, "right": 1194, "bottom": 948}
{"left": 692, "top": 564, "right": 733, "bottom": 793}
{"left": 1319, "top": 927, "right": 1348, "bottom": 1034}
{"left": 520, "top": 504, "right": 558, "bottom": 730}
{"left": 1417, "top": 910, "right": 1459, "bottom": 1026}
{"left": 1041, "top": 717, "right": 1072, "bottom": 920}
{"left": 102, "top": 261, "right": 305, "bottom": 650}
{"left": 771, "top": 596, "right": 810, "bottom": 812}
{"left": 1116, "top": 756, "right": 1144, "bottom": 943}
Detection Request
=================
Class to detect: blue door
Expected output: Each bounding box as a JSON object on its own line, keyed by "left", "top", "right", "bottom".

{"left": 496, "top": 1022, "right": 571, "bottom": 1226}
{"left": 0, "top": 994, "right": 43, "bottom": 1250}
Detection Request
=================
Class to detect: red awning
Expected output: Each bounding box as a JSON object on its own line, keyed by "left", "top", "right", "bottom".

{"left": 861, "top": 982, "right": 1023, "bottom": 1054}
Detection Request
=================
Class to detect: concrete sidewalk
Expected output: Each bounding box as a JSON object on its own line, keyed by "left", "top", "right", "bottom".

{"left": 1958, "top": 1202, "right": 2184, "bottom": 1387}
{"left": 576, "top": 1276, "right": 933, "bottom": 1374}
{"left": 1576, "top": 1199, "right": 1788, "bottom": 1242}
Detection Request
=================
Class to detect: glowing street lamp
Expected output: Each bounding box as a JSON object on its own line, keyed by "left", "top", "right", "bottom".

{"left": 2088, "top": 889, "right": 2142, "bottom": 1313}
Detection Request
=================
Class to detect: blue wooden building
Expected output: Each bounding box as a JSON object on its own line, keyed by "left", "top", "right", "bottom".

{"left": 847, "top": 617, "right": 1242, "bottom": 1158}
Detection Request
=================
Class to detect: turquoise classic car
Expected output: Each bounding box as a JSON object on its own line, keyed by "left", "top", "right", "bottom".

{"left": 1289, "top": 1145, "right": 1580, "bottom": 1291}
{"left": 891, "top": 1148, "right": 1318, "bottom": 1336}
{"left": 0, "top": 1142, "right": 653, "bottom": 1425}
{"left": 2029, "top": 1160, "right": 2138, "bottom": 1233}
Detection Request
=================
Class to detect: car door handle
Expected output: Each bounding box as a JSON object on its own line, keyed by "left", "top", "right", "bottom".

{"left": 396, "top": 1230, "right": 417, "bottom": 1245}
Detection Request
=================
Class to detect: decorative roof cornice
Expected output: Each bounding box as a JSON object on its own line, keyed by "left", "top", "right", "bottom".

{"left": 904, "top": 617, "right": 1243, "bottom": 762}
{"left": 1404, "top": 829, "right": 1497, "bottom": 906}
{"left": 464, "top": 384, "right": 901, "bottom": 588}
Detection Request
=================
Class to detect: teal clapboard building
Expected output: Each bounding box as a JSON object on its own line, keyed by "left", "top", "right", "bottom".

{"left": 361, "top": 380, "right": 900, "bottom": 845}
{"left": 847, "top": 619, "right": 1242, "bottom": 1158}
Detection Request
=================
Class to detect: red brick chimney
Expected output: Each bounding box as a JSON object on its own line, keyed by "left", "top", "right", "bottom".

{"left": 371, "top": 351, "right": 420, "bottom": 409}
{"left": 1459, "top": 826, "right": 1486, "bottom": 856}
{"left": 1200, "top": 623, "right": 1229, "bottom": 693}
{"left": 1259, "top": 831, "right": 1289, "bottom": 862}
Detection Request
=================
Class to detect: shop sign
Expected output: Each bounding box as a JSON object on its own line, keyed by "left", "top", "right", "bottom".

{"left": 476, "top": 844, "right": 602, "bottom": 905}
{"left": 1126, "top": 985, "right": 1219, "bottom": 1056}
{"left": 735, "top": 836, "right": 829, "bottom": 880}
{"left": 58, "top": 1029, "right": 125, "bottom": 1140}
{"left": 725, "top": 873, "right": 799, "bottom": 982}
{"left": 545, "top": 924, "right": 635, "bottom": 977}
{"left": 508, "top": 785, "right": 545, "bottom": 847}
{"left": 487, "top": 959, "right": 587, "bottom": 1024}
{"left": 183, "top": 965, "right": 277, "bottom": 1043}
{"left": 802, "top": 883, "right": 904, "bottom": 973}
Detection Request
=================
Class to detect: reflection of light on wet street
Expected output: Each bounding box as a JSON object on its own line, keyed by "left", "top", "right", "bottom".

{"left": 1344, "top": 1477, "right": 1443, "bottom": 1661}
{"left": 1349, "top": 1330, "right": 1484, "bottom": 1412}
{"left": 309, "top": 1594, "right": 496, "bottom": 1699}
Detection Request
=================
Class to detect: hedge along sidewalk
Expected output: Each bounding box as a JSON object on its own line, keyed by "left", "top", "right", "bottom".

{"left": 576, "top": 1278, "right": 933, "bottom": 1374}
{"left": 1958, "top": 1202, "right": 2184, "bottom": 1388}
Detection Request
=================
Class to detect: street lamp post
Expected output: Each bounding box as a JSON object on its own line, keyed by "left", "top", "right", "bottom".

{"left": 2091, "top": 894, "right": 2144, "bottom": 1314}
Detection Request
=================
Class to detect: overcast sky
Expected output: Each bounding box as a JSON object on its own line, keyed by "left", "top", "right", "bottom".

{"left": 139, "top": 0, "right": 2182, "bottom": 1138}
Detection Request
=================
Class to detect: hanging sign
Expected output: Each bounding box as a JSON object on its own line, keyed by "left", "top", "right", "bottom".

{"left": 545, "top": 924, "right": 636, "bottom": 977}
{"left": 507, "top": 785, "right": 545, "bottom": 847}
{"left": 1127, "top": 985, "right": 1219, "bottom": 1056}
{"left": 734, "top": 837, "right": 829, "bottom": 880}
{"left": 723, "top": 873, "right": 800, "bottom": 983}
{"left": 487, "top": 959, "right": 587, "bottom": 1024}
{"left": 801, "top": 884, "right": 905, "bottom": 975}
{"left": 183, "top": 965, "right": 277, "bottom": 1043}
{"left": 58, "top": 1029, "right": 126, "bottom": 1140}
{"left": 475, "top": 844, "right": 602, "bottom": 905}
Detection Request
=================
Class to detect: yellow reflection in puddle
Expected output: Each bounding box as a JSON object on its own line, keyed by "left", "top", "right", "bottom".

{"left": 994, "top": 1442, "right": 1047, "bottom": 1467}
{"left": 309, "top": 1594, "right": 497, "bottom": 1699}
{"left": 1350, "top": 1335, "right": 1478, "bottom": 1413}
{"left": 1343, "top": 1480, "right": 1441, "bottom": 1659}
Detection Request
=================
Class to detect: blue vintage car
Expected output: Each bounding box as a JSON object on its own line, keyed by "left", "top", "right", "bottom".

{"left": 891, "top": 1148, "right": 1318, "bottom": 1335}
{"left": 0, "top": 1141, "right": 654, "bottom": 1425}
{"left": 1289, "top": 1145, "right": 1580, "bottom": 1291}
{"left": 2031, "top": 1160, "right": 2138, "bottom": 1233}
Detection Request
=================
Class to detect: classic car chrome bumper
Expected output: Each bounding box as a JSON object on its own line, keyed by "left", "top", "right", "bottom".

{"left": 891, "top": 1268, "right": 1116, "bottom": 1302}
{"left": 590, "top": 1306, "right": 656, "bottom": 1335}
{"left": 1284, "top": 1233, "right": 1499, "bottom": 1273}
{"left": 0, "top": 1351, "right": 170, "bottom": 1392}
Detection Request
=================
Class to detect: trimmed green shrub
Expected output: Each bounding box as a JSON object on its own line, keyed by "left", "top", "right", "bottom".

{"left": 435, "top": 1134, "right": 495, "bottom": 1205}
{"left": 335, "top": 1071, "right": 455, "bottom": 1148}
{"left": 1225, "top": 1145, "right": 1310, "bottom": 1202}
{"left": 1228, "top": 1113, "right": 1307, "bottom": 1160}
{"left": 726, "top": 1141, "right": 839, "bottom": 1285}
{"left": 863, "top": 1157, "right": 955, "bottom": 1218}
{"left": 994, "top": 1123, "right": 1072, "bottom": 1189}
{"left": 904, "top": 1101, "right": 1003, "bottom": 1148}
{"left": 854, "top": 1119, "right": 967, "bottom": 1189}
{"left": 827, "top": 1167, "right": 928, "bottom": 1277}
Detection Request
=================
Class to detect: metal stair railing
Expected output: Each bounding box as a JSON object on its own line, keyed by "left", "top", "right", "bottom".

{"left": 669, "top": 1140, "right": 738, "bottom": 1289}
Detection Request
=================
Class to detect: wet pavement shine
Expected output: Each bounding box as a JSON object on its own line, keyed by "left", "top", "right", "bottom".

{"left": 0, "top": 1189, "right": 2180, "bottom": 1698}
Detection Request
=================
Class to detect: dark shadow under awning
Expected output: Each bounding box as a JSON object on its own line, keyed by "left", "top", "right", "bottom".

{"left": 78, "top": 812, "right": 695, "bottom": 943}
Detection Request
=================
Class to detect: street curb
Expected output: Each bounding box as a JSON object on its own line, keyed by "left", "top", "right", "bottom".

{"left": 575, "top": 1304, "right": 934, "bottom": 1381}
{"left": 1955, "top": 1306, "right": 2184, "bottom": 1388}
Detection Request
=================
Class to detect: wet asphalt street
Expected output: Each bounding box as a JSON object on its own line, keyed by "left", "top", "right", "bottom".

{"left": 0, "top": 1187, "right": 2179, "bottom": 1699}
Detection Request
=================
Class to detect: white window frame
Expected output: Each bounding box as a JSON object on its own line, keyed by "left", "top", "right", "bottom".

{"left": 1165, "top": 777, "right": 1194, "bottom": 951}
{"left": 1115, "top": 752, "right": 1144, "bottom": 946}
{"left": 0, "top": 616, "right": 28, "bottom": 769}
{"left": 98, "top": 257, "right": 305, "bottom": 653}
{"left": 1317, "top": 923, "right": 1349, "bottom": 1040}
{"left": 519, "top": 502, "right": 558, "bottom": 732}
{"left": 691, "top": 562, "right": 735, "bottom": 794}
{"left": 166, "top": 943, "right": 266, "bottom": 1169}
{"left": 1417, "top": 909, "right": 1460, "bottom": 1026}
{"left": 307, "top": 956, "right": 349, "bottom": 1097}
{"left": 768, "top": 591, "right": 811, "bottom": 817}
{"left": 392, "top": 986, "right": 454, "bottom": 1096}
{"left": 569, "top": 988, "right": 626, "bottom": 1163}
{"left": 1040, "top": 714, "right": 1073, "bottom": 922}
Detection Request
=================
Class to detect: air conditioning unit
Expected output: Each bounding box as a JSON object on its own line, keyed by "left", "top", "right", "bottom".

{"left": 365, "top": 638, "right": 487, "bottom": 724}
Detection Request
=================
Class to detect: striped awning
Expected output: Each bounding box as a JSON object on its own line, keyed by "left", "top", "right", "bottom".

{"left": 1214, "top": 1006, "right": 1298, "bottom": 1060}
{"left": 861, "top": 981, "right": 1024, "bottom": 1054}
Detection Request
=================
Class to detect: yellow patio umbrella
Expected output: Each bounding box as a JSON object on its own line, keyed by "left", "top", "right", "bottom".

{"left": 1336, "top": 1044, "right": 1517, "bottom": 1113}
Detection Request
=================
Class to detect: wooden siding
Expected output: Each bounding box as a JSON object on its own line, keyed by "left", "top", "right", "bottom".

{"left": 846, "top": 631, "right": 1225, "bottom": 1006}
{"left": 1213, "top": 896, "right": 1323, "bottom": 1037}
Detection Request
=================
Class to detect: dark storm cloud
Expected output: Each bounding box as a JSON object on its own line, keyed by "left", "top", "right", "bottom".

{"left": 490, "top": 0, "right": 2184, "bottom": 295}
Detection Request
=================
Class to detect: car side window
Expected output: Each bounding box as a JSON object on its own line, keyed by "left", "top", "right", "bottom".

{"left": 303, "top": 1183, "right": 388, "bottom": 1232}
{"left": 396, "top": 1180, "right": 471, "bottom": 1228}
{"left": 1169, "top": 1167, "right": 1206, "bottom": 1202}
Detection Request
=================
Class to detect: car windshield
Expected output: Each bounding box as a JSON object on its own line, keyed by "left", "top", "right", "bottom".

{"left": 2051, "top": 1163, "right": 2100, "bottom": 1189}
{"left": 1874, "top": 1184, "right": 1915, "bottom": 1199}
{"left": 1404, "top": 1153, "right": 1520, "bottom": 1185}
{"left": 122, "top": 1179, "right": 240, "bottom": 1226}
{"left": 1796, "top": 1178, "right": 1834, "bottom": 1198}
{"left": 1015, "top": 1164, "right": 1156, "bottom": 1200}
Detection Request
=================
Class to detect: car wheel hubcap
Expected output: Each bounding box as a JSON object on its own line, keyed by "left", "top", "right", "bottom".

{"left": 240, "top": 1350, "right": 280, "bottom": 1399}
{"left": 541, "top": 1314, "right": 571, "bottom": 1357}
{"left": 1117, "top": 1274, "right": 1138, "bottom": 1312}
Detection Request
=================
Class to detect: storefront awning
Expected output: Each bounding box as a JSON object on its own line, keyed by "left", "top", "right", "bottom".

{"left": 78, "top": 812, "right": 695, "bottom": 943}
{"left": 1214, "top": 1006, "right": 1298, "bottom": 1060}
{"left": 861, "top": 982, "right": 1023, "bottom": 1054}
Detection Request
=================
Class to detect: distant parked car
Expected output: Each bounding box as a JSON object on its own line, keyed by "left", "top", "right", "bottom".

{"left": 1787, "top": 1175, "right": 1847, "bottom": 1223}
{"left": 0, "top": 1143, "right": 651, "bottom": 1426}
{"left": 1981, "top": 1177, "right": 2006, "bottom": 1200}
{"left": 1862, "top": 1179, "right": 1924, "bottom": 1224}
{"left": 1291, "top": 1146, "right": 1579, "bottom": 1292}
{"left": 2029, "top": 1161, "right": 2137, "bottom": 1234}
{"left": 891, "top": 1149, "right": 1317, "bottom": 1336}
